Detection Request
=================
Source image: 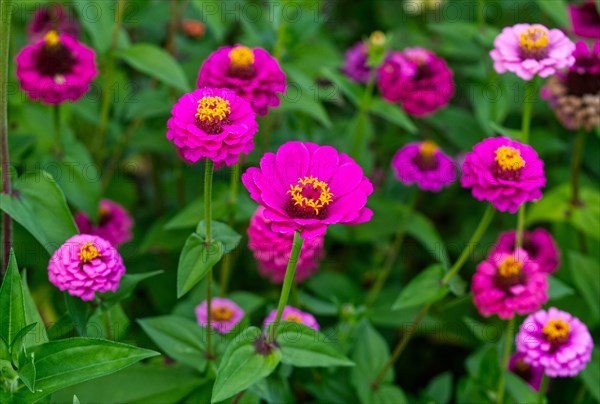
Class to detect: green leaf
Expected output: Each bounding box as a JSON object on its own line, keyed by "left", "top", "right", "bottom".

{"left": 73, "top": 1, "right": 124, "bottom": 53}
{"left": 580, "top": 348, "right": 600, "bottom": 403}
{"left": 363, "top": 384, "right": 408, "bottom": 404}
{"left": 0, "top": 250, "right": 26, "bottom": 346}
{"left": 275, "top": 322, "right": 354, "bottom": 368}
{"left": 137, "top": 316, "right": 207, "bottom": 372}
{"left": 211, "top": 327, "right": 281, "bottom": 403}
{"left": 10, "top": 323, "right": 36, "bottom": 367}
{"left": 535, "top": 0, "right": 569, "bottom": 26}
{"left": 425, "top": 372, "right": 453, "bottom": 404}
{"left": 100, "top": 271, "right": 163, "bottom": 308}
{"left": 191, "top": 0, "right": 227, "bottom": 41}
{"left": 392, "top": 264, "right": 448, "bottom": 310}
{"left": 0, "top": 171, "right": 77, "bottom": 254}
{"left": 177, "top": 233, "right": 224, "bottom": 298}
{"left": 505, "top": 371, "right": 538, "bottom": 403}
{"left": 320, "top": 67, "right": 362, "bottom": 106}
{"left": 21, "top": 271, "right": 48, "bottom": 347}
{"left": 547, "top": 276, "right": 574, "bottom": 301}
{"left": 406, "top": 213, "right": 450, "bottom": 269}
{"left": 15, "top": 338, "right": 159, "bottom": 402}
{"left": 196, "top": 221, "right": 241, "bottom": 253}
{"left": 18, "top": 351, "right": 36, "bottom": 393}
{"left": 64, "top": 294, "right": 93, "bottom": 337}
{"left": 369, "top": 98, "right": 417, "bottom": 134}
{"left": 278, "top": 91, "right": 332, "bottom": 128}
{"left": 117, "top": 44, "right": 190, "bottom": 92}
{"left": 568, "top": 252, "right": 600, "bottom": 320}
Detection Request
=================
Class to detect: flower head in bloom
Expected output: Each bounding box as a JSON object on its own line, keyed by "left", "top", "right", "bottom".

{"left": 248, "top": 207, "right": 324, "bottom": 283}
{"left": 342, "top": 42, "right": 371, "bottom": 84}
{"left": 75, "top": 199, "right": 134, "bottom": 248}
{"left": 378, "top": 48, "right": 454, "bottom": 117}
{"left": 242, "top": 142, "right": 373, "bottom": 239}
{"left": 491, "top": 228, "right": 560, "bottom": 273}
{"left": 391, "top": 140, "right": 456, "bottom": 191}
{"left": 569, "top": 0, "right": 600, "bottom": 39}
{"left": 490, "top": 24, "right": 575, "bottom": 80}
{"left": 517, "top": 307, "right": 594, "bottom": 377}
{"left": 195, "top": 298, "right": 244, "bottom": 334}
{"left": 472, "top": 249, "right": 548, "bottom": 319}
{"left": 461, "top": 137, "right": 546, "bottom": 213}
{"left": 264, "top": 306, "right": 320, "bottom": 331}
{"left": 48, "top": 234, "right": 125, "bottom": 301}
{"left": 166, "top": 87, "right": 258, "bottom": 166}
{"left": 509, "top": 352, "right": 545, "bottom": 391}
{"left": 28, "top": 4, "right": 80, "bottom": 42}
{"left": 15, "top": 30, "right": 97, "bottom": 105}
{"left": 197, "top": 45, "right": 286, "bottom": 116}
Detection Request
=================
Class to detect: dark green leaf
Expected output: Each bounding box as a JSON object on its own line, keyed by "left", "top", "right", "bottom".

{"left": 547, "top": 276, "right": 574, "bottom": 301}
{"left": 0, "top": 250, "right": 26, "bottom": 345}
{"left": 64, "top": 294, "right": 93, "bottom": 337}
{"left": 100, "top": 271, "right": 163, "bottom": 308}
{"left": 191, "top": 0, "right": 227, "bottom": 41}
{"left": 177, "top": 233, "right": 224, "bottom": 298}
{"left": 406, "top": 213, "right": 450, "bottom": 269}
{"left": 568, "top": 252, "right": 600, "bottom": 320}
{"left": 535, "top": 0, "right": 569, "bottom": 26}
{"left": 10, "top": 323, "right": 36, "bottom": 367}
{"left": 369, "top": 98, "right": 417, "bottom": 134}
{"left": 393, "top": 264, "right": 448, "bottom": 310}
{"left": 505, "top": 371, "right": 538, "bottom": 403}
{"left": 196, "top": 221, "right": 241, "bottom": 253}
{"left": 425, "top": 372, "right": 453, "bottom": 404}
{"left": 21, "top": 271, "right": 48, "bottom": 347}
{"left": 320, "top": 67, "right": 362, "bottom": 106}
{"left": 362, "top": 384, "right": 408, "bottom": 404}
{"left": 580, "top": 348, "right": 600, "bottom": 402}
{"left": 278, "top": 91, "right": 332, "bottom": 128}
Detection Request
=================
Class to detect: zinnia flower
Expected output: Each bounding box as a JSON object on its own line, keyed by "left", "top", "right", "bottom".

{"left": 28, "top": 4, "right": 80, "bottom": 42}
{"left": 248, "top": 206, "right": 324, "bottom": 283}
{"left": 48, "top": 234, "right": 125, "bottom": 301}
{"left": 509, "top": 352, "right": 545, "bottom": 391}
{"left": 490, "top": 228, "right": 560, "bottom": 273}
{"left": 166, "top": 87, "right": 258, "bottom": 166}
{"left": 461, "top": 137, "right": 546, "bottom": 213}
{"left": 391, "top": 140, "right": 456, "bottom": 191}
{"left": 472, "top": 248, "right": 548, "bottom": 319}
{"left": 569, "top": 0, "right": 600, "bottom": 39}
{"left": 377, "top": 48, "right": 454, "bottom": 117}
{"left": 516, "top": 307, "right": 594, "bottom": 377}
{"left": 342, "top": 42, "right": 371, "bottom": 84}
{"left": 195, "top": 298, "right": 244, "bottom": 334}
{"left": 241, "top": 141, "right": 373, "bottom": 239}
{"left": 197, "top": 45, "right": 286, "bottom": 116}
{"left": 490, "top": 23, "right": 575, "bottom": 80}
{"left": 15, "top": 30, "right": 97, "bottom": 105}
{"left": 75, "top": 199, "right": 134, "bottom": 248}
{"left": 264, "top": 306, "right": 320, "bottom": 331}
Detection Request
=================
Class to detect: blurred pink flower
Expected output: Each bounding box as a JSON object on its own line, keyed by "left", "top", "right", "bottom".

{"left": 490, "top": 228, "right": 560, "bottom": 273}
{"left": 264, "top": 306, "right": 320, "bottom": 331}
{"left": 195, "top": 297, "right": 244, "bottom": 334}
{"left": 75, "top": 199, "right": 133, "bottom": 248}
{"left": 509, "top": 352, "right": 545, "bottom": 391}
{"left": 569, "top": 0, "right": 600, "bottom": 39}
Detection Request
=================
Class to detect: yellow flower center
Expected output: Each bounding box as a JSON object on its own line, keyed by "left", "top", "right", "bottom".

{"left": 229, "top": 46, "right": 254, "bottom": 67}
{"left": 495, "top": 146, "right": 525, "bottom": 171}
{"left": 519, "top": 28, "right": 549, "bottom": 51}
{"left": 212, "top": 306, "right": 234, "bottom": 322}
{"left": 79, "top": 242, "right": 101, "bottom": 263}
{"left": 543, "top": 319, "right": 571, "bottom": 342}
{"left": 44, "top": 30, "right": 60, "bottom": 47}
{"left": 287, "top": 176, "right": 334, "bottom": 216}
{"left": 420, "top": 140, "right": 438, "bottom": 158}
{"left": 497, "top": 256, "right": 523, "bottom": 277}
{"left": 195, "top": 96, "right": 231, "bottom": 123}
{"left": 284, "top": 313, "right": 303, "bottom": 324}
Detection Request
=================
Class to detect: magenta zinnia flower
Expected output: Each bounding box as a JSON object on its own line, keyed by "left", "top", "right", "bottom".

{"left": 264, "top": 306, "right": 320, "bottom": 331}
{"left": 166, "top": 87, "right": 258, "bottom": 166}
{"left": 28, "top": 4, "right": 80, "bottom": 42}
{"left": 48, "top": 234, "right": 125, "bottom": 301}
{"left": 197, "top": 45, "right": 286, "bottom": 116}
{"left": 490, "top": 228, "right": 560, "bottom": 273}
{"left": 195, "top": 297, "right": 244, "bottom": 334}
{"left": 342, "top": 42, "right": 371, "bottom": 84}
{"left": 248, "top": 206, "right": 324, "bottom": 283}
{"left": 75, "top": 199, "right": 134, "bottom": 248}
{"left": 242, "top": 141, "right": 373, "bottom": 239}
{"left": 516, "top": 307, "right": 594, "bottom": 377}
{"left": 461, "top": 137, "right": 546, "bottom": 213}
{"left": 569, "top": 0, "right": 600, "bottom": 39}
{"left": 490, "top": 23, "right": 575, "bottom": 80}
{"left": 15, "top": 30, "right": 97, "bottom": 105}
{"left": 378, "top": 48, "right": 454, "bottom": 117}
{"left": 509, "top": 352, "right": 545, "bottom": 392}
{"left": 472, "top": 249, "right": 548, "bottom": 320}
{"left": 391, "top": 140, "right": 456, "bottom": 191}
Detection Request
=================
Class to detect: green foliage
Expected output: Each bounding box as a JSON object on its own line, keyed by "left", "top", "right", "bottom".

{"left": 393, "top": 264, "right": 449, "bottom": 310}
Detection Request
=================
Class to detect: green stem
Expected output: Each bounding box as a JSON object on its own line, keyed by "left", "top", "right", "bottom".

{"left": 515, "top": 204, "right": 526, "bottom": 250}
{"left": 351, "top": 72, "right": 376, "bottom": 159}
{"left": 496, "top": 316, "right": 515, "bottom": 404}
{"left": 219, "top": 162, "right": 240, "bottom": 296}
{"left": 204, "top": 159, "right": 214, "bottom": 358}
{"left": 102, "top": 306, "right": 113, "bottom": 340}
{"left": 53, "top": 104, "right": 61, "bottom": 152}
{"left": 267, "top": 230, "right": 304, "bottom": 343}
{"left": 476, "top": 0, "right": 485, "bottom": 28}
{"left": 537, "top": 374, "right": 550, "bottom": 404}
{"left": 570, "top": 130, "right": 586, "bottom": 207}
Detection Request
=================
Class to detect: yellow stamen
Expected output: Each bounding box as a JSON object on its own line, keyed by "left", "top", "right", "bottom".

{"left": 79, "top": 242, "right": 101, "bottom": 263}
{"left": 495, "top": 146, "right": 525, "bottom": 171}
{"left": 229, "top": 46, "right": 254, "bottom": 67}
{"left": 498, "top": 256, "right": 523, "bottom": 277}
{"left": 44, "top": 30, "right": 60, "bottom": 47}
{"left": 543, "top": 319, "right": 570, "bottom": 342}
{"left": 284, "top": 313, "right": 303, "bottom": 324}
{"left": 212, "top": 306, "right": 234, "bottom": 321}
{"left": 420, "top": 140, "right": 438, "bottom": 158}
{"left": 519, "top": 28, "right": 549, "bottom": 51}
{"left": 195, "top": 96, "right": 231, "bottom": 122}
{"left": 287, "top": 176, "right": 334, "bottom": 215}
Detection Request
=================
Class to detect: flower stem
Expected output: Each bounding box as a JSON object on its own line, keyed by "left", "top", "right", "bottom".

{"left": 570, "top": 130, "right": 586, "bottom": 207}
{"left": 537, "top": 374, "right": 550, "bottom": 404}
{"left": 496, "top": 316, "right": 515, "bottom": 404}
{"left": 351, "top": 72, "right": 376, "bottom": 159}
{"left": 0, "top": 0, "right": 13, "bottom": 275}
{"left": 204, "top": 159, "right": 214, "bottom": 358}
{"left": 267, "top": 230, "right": 304, "bottom": 344}
{"left": 53, "top": 104, "right": 61, "bottom": 155}
{"left": 219, "top": 162, "right": 240, "bottom": 296}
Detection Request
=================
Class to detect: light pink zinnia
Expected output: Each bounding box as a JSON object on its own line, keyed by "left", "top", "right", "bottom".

{"left": 15, "top": 30, "right": 97, "bottom": 104}
{"left": 490, "top": 228, "right": 560, "bottom": 273}
{"left": 490, "top": 23, "right": 575, "bottom": 80}
{"left": 472, "top": 248, "right": 548, "bottom": 320}
{"left": 516, "top": 307, "right": 594, "bottom": 377}
{"left": 391, "top": 140, "right": 456, "bottom": 191}
{"left": 195, "top": 297, "right": 244, "bottom": 334}
{"left": 197, "top": 45, "right": 286, "bottom": 116}
{"left": 48, "top": 234, "right": 125, "bottom": 301}
{"left": 248, "top": 206, "right": 324, "bottom": 283}
{"left": 242, "top": 141, "right": 373, "bottom": 239}
{"left": 166, "top": 87, "right": 258, "bottom": 166}
{"left": 264, "top": 306, "right": 320, "bottom": 331}
{"left": 75, "top": 199, "right": 133, "bottom": 248}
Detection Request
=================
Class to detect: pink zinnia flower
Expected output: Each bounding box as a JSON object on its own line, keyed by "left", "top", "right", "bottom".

{"left": 241, "top": 141, "right": 373, "bottom": 239}
{"left": 48, "top": 234, "right": 125, "bottom": 301}
{"left": 248, "top": 206, "right": 324, "bottom": 283}
{"left": 166, "top": 87, "right": 258, "bottom": 166}
{"left": 197, "top": 45, "right": 286, "bottom": 116}
{"left": 264, "top": 306, "right": 320, "bottom": 331}
{"left": 569, "top": 0, "right": 600, "bottom": 39}
{"left": 342, "top": 42, "right": 371, "bottom": 84}
{"left": 516, "top": 307, "right": 594, "bottom": 377}
{"left": 378, "top": 48, "right": 454, "bottom": 117}
{"left": 195, "top": 297, "right": 244, "bottom": 334}
{"left": 75, "top": 199, "right": 134, "bottom": 248}
{"left": 15, "top": 30, "right": 97, "bottom": 105}
{"left": 391, "top": 140, "right": 456, "bottom": 191}
{"left": 461, "top": 137, "right": 546, "bottom": 213}
{"left": 28, "top": 4, "right": 80, "bottom": 42}
{"left": 490, "top": 23, "right": 575, "bottom": 80}
{"left": 490, "top": 228, "right": 560, "bottom": 273}
{"left": 472, "top": 248, "right": 548, "bottom": 319}
{"left": 509, "top": 352, "right": 545, "bottom": 392}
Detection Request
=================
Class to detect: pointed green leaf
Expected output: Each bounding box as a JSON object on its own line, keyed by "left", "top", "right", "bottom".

{"left": 0, "top": 250, "right": 27, "bottom": 345}
{"left": 21, "top": 270, "right": 48, "bottom": 347}
{"left": 369, "top": 97, "right": 417, "bottom": 134}
{"left": 505, "top": 371, "right": 538, "bottom": 403}
{"left": 177, "top": 233, "right": 224, "bottom": 298}
{"left": 196, "top": 221, "right": 241, "bottom": 253}
{"left": 393, "top": 264, "right": 448, "bottom": 310}
{"left": 18, "top": 349, "right": 36, "bottom": 393}
{"left": 100, "top": 271, "right": 163, "bottom": 308}
{"left": 580, "top": 348, "right": 600, "bottom": 402}
{"left": 362, "top": 384, "right": 408, "bottom": 404}
{"left": 10, "top": 323, "right": 36, "bottom": 367}
{"left": 568, "top": 252, "right": 600, "bottom": 320}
